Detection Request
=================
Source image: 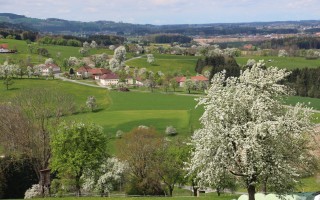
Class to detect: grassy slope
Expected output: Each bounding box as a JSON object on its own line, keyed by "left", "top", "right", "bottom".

{"left": 0, "top": 39, "right": 113, "bottom": 66}
{"left": 126, "top": 54, "right": 199, "bottom": 75}
{"left": 236, "top": 56, "right": 320, "bottom": 69}
{"left": 0, "top": 78, "right": 201, "bottom": 134}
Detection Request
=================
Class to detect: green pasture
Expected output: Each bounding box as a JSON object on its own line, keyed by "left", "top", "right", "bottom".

{"left": 285, "top": 96, "right": 320, "bottom": 111}
{"left": 0, "top": 78, "right": 201, "bottom": 134}
{"left": 126, "top": 54, "right": 199, "bottom": 75}
{"left": 236, "top": 56, "right": 320, "bottom": 69}
{"left": 0, "top": 78, "right": 108, "bottom": 107}
{"left": 0, "top": 39, "right": 113, "bottom": 66}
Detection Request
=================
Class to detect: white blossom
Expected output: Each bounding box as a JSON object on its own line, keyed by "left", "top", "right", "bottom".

{"left": 44, "top": 58, "right": 54, "bottom": 65}
{"left": 186, "top": 60, "right": 315, "bottom": 195}
{"left": 82, "top": 157, "right": 128, "bottom": 194}
{"left": 90, "top": 40, "right": 98, "bottom": 49}
{"left": 278, "top": 49, "right": 288, "bottom": 57}
{"left": 24, "top": 184, "right": 42, "bottom": 199}
{"left": 147, "top": 54, "right": 155, "bottom": 64}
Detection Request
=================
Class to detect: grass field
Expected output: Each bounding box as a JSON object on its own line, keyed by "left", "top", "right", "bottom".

{"left": 0, "top": 78, "right": 202, "bottom": 137}
{"left": 0, "top": 39, "right": 114, "bottom": 66}
{"left": 126, "top": 54, "right": 199, "bottom": 75}
{"left": 1, "top": 78, "right": 320, "bottom": 192}
{"left": 236, "top": 56, "right": 320, "bottom": 69}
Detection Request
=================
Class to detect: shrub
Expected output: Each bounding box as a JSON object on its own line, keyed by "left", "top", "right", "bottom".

{"left": 165, "top": 126, "right": 177, "bottom": 136}
{"left": 24, "top": 184, "right": 42, "bottom": 199}
{"left": 116, "top": 130, "right": 123, "bottom": 139}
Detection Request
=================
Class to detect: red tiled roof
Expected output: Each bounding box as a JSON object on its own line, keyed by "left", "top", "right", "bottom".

{"left": 0, "top": 44, "right": 8, "bottom": 49}
{"left": 77, "top": 66, "right": 92, "bottom": 73}
{"left": 88, "top": 68, "right": 111, "bottom": 75}
{"left": 45, "top": 63, "right": 60, "bottom": 69}
{"left": 175, "top": 76, "right": 208, "bottom": 82}
{"left": 100, "top": 73, "right": 119, "bottom": 79}
{"left": 191, "top": 76, "right": 208, "bottom": 81}
{"left": 175, "top": 76, "right": 186, "bottom": 82}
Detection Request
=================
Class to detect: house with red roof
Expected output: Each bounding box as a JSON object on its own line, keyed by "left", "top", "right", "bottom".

{"left": 0, "top": 44, "right": 10, "bottom": 53}
{"left": 88, "top": 68, "right": 112, "bottom": 80}
{"left": 76, "top": 66, "right": 92, "bottom": 78}
{"left": 40, "top": 64, "right": 61, "bottom": 76}
{"left": 175, "top": 75, "right": 209, "bottom": 87}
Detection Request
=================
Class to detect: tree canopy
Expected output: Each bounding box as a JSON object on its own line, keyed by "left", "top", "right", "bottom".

{"left": 187, "top": 60, "right": 316, "bottom": 200}
{"left": 50, "top": 121, "right": 109, "bottom": 196}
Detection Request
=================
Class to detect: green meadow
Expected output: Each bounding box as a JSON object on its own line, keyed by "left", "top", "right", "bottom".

{"left": 126, "top": 54, "right": 199, "bottom": 74}
{"left": 0, "top": 78, "right": 202, "bottom": 135}
{"left": 0, "top": 39, "right": 113, "bottom": 66}
{"left": 236, "top": 56, "right": 320, "bottom": 69}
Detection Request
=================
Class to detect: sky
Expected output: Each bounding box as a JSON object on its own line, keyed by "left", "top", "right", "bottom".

{"left": 1, "top": 0, "right": 320, "bottom": 25}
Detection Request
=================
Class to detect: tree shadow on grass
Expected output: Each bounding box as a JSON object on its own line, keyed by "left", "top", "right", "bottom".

{"left": 7, "top": 87, "right": 20, "bottom": 91}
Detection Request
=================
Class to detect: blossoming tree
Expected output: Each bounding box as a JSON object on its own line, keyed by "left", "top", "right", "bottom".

{"left": 187, "top": 60, "right": 315, "bottom": 200}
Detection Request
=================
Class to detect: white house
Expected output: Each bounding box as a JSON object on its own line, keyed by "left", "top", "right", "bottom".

{"left": 99, "top": 73, "right": 120, "bottom": 86}
{"left": 40, "top": 64, "right": 61, "bottom": 76}
{"left": 0, "top": 48, "right": 10, "bottom": 53}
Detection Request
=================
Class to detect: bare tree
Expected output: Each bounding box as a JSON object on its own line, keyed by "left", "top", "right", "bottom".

{"left": 0, "top": 88, "right": 76, "bottom": 181}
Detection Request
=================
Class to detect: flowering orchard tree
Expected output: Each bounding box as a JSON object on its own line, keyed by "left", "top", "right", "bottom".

{"left": 109, "top": 58, "right": 120, "bottom": 72}
{"left": 44, "top": 58, "right": 54, "bottom": 65}
{"left": 82, "top": 157, "right": 128, "bottom": 196}
{"left": 114, "top": 46, "right": 126, "bottom": 66}
{"left": 147, "top": 54, "right": 155, "bottom": 64}
{"left": 86, "top": 96, "right": 97, "bottom": 112}
{"left": 90, "top": 40, "right": 98, "bottom": 49}
{"left": 187, "top": 61, "right": 315, "bottom": 200}
{"left": 278, "top": 49, "right": 288, "bottom": 57}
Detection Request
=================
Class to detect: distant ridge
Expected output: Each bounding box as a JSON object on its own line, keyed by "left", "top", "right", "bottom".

{"left": 0, "top": 13, "right": 320, "bottom": 36}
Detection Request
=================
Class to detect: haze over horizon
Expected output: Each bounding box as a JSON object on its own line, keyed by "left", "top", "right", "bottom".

{"left": 1, "top": 0, "right": 320, "bottom": 25}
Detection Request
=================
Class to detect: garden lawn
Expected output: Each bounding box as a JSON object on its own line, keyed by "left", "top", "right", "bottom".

{"left": 126, "top": 54, "right": 199, "bottom": 75}
{"left": 236, "top": 56, "right": 320, "bottom": 69}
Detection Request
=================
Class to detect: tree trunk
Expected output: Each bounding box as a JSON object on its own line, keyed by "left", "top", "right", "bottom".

{"left": 217, "top": 187, "right": 221, "bottom": 196}
{"left": 76, "top": 174, "right": 82, "bottom": 197}
{"left": 169, "top": 186, "right": 173, "bottom": 197}
{"left": 193, "top": 188, "right": 198, "bottom": 197}
{"left": 247, "top": 184, "right": 256, "bottom": 200}
{"left": 262, "top": 177, "right": 268, "bottom": 194}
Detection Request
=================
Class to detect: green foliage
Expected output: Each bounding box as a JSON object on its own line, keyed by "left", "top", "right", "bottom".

{"left": 50, "top": 121, "right": 109, "bottom": 195}
{"left": 117, "top": 127, "right": 165, "bottom": 195}
{"left": 195, "top": 55, "right": 240, "bottom": 80}
{"left": 286, "top": 67, "right": 320, "bottom": 98}
{"left": 3, "top": 77, "right": 14, "bottom": 90}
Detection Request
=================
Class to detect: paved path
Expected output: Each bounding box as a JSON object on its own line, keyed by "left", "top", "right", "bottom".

{"left": 55, "top": 73, "right": 107, "bottom": 88}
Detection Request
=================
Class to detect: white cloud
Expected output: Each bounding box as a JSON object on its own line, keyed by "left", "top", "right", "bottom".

{"left": 0, "top": 0, "right": 320, "bottom": 24}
